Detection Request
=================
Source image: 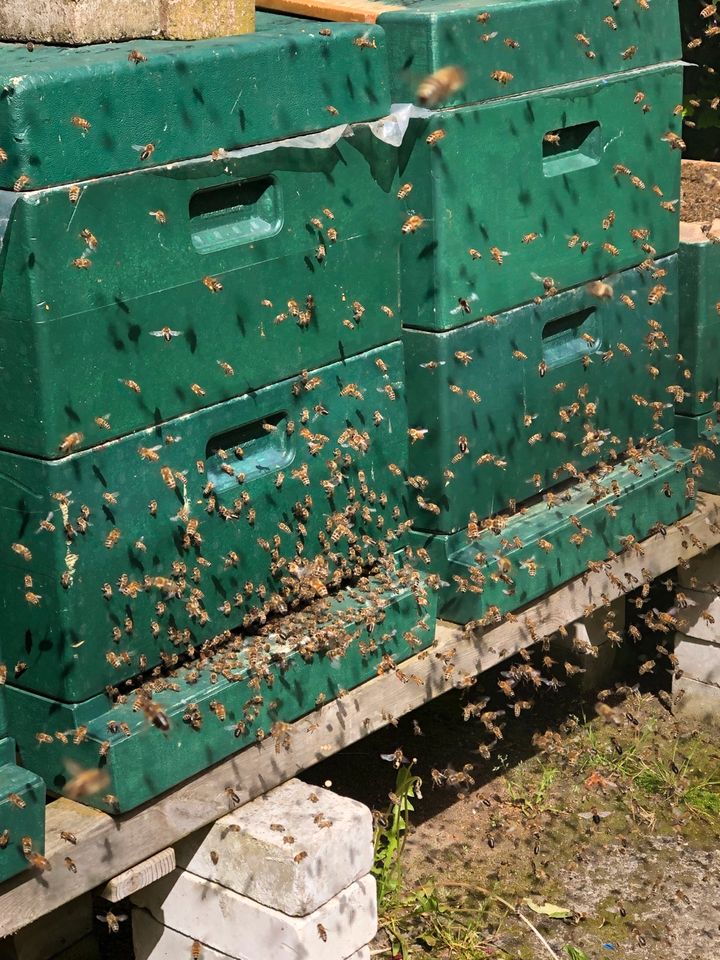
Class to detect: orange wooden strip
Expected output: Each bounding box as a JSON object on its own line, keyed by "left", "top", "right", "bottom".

{"left": 259, "top": 0, "right": 402, "bottom": 24}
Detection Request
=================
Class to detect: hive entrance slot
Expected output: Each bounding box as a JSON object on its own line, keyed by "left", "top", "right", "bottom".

{"left": 542, "top": 307, "right": 599, "bottom": 367}
{"left": 205, "top": 412, "right": 295, "bottom": 492}
{"left": 190, "top": 176, "right": 282, "bottom": 253}
{"left": 542, "top": 121, "right": 601, "bottom": 177}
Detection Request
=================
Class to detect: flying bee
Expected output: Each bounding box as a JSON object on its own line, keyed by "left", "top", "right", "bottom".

{"left": 71, "top": 115, "right": 91, "bottom": 132}
{"left": 97, "top": 912, "right": 128, "bottom": 934}
{"left": 139, "top": 143, "right": 155, "bottom": 161}
{"left": 397, "top": 182, "right": 413, "bottom": 200}
{"left": 203, "top": 275, "right": 223, "bottom": 293}
{"left": 128, "top": 49, "right": 147, "bottom": 63}
{"left": 402, "top": 214, "right": 424, "bottom": 234}
{"left": 660, "top": 200, "right": 678, "bottom": 212}
{"left": 79, "top": 228, "right": 98, "bottom": 249}
{"left": 575, "top": 33, "right": 591, "bottom": 45}
{"left": 13, "top": 175, "right": 30, "bottom": 192}
{"left": 149, "top": 209, "right": 167, "bottom": 223}
{"left": 544, "top": 132, "right": 561, "bottom": 145}
{"left": 504, "top": 37, "right": 520, "bottom": 47}
{"left": 622, "top": 45, "right": 638, "bottom": 60}
{"left": 512, "top": 350, "right": 528, "bottom": 361}
{"left": 217, "top": 360, "right": 234, "bottom": 376}
{"left": 490, "top": 70, "right": 514, "bottom": 84}
{"left": 490, "top": 246, "right": 504, "bottom": 265}
{"left": 119, "top": 378, "right": 141, "bottom": 393}
{"left": 416, "top": 66, "right": 466, "bottom": 107}
{"left": 522, "top": 232, "right": 539, "bottom": 244}
{"left": 59, "top": 432, "right": 83, "bottom": 454}
{"left": 137, "top": 694, "right": 170, "bottom": 732}
{"left": 426, "top": 129, "right": 446, "bottom": 146}
{"left": 150, "top": 327, "right": 182, "bottom": 342}
{"left": 72, "top": 257, "right": 92, "bottom": 269}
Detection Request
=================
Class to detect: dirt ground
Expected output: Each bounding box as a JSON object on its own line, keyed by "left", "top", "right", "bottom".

{"left": 306, "top": 624, "right": 720, "bottom": 960}
{"left": 681, "top": 159, "right": 720, "bottom": 223}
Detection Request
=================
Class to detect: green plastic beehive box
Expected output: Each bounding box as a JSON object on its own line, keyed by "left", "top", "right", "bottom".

{"left": 403, "top": 255, "right": 680, "bottom": 534}
{"left": 0, "top": 131, "right": 400, "bottom": 457}
{"left": 675, "top": 413, "right": 720, "bottom": 494}
{"left": 0, "top": 343, "right": 409, "bottom": 704}
{"left": 6, "top": 568, "right": 437, "bottom": 813}
{"left": 0, "top": 14, "right": 391, "bottom": 190}
{"left": 376, "top": 0, "right": 681, "bottom": 106}
{"left": 676, "top": 221, "right": 720, "bottom": 416}
{"left": 409, "top": 440, "right": 692, "bottom": 624}
{"left": 0, "top": 746, "right": 47, "bottom": 884}
{"left": 395, "top": 64, "right": 682, "bottom": 331}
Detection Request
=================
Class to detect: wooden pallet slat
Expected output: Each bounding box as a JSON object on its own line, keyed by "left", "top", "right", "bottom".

{"left": 259, "top": 0, "right": 403, "bottom": 24}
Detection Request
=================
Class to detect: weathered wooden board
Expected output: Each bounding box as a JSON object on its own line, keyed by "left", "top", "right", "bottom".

{"left": 259, "top": 0, "right": 401, "bottom": 23}
{"left": 1, "top": 494, "right": 719, "bottom": 939}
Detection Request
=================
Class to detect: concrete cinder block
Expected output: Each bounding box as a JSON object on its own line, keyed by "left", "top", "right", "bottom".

{"left": 132, "top": 909, "right": 372, "bottom": 960}
{"left": 677, "top": 549, "right": 720, "bottom": 592}
{"left": 0, "top": 0, "right": 254, "bottom": 44}
{"left": 675, "top": 634, "right": 720, "bottom": 686}
{"left": 557, "top": 599, "right": 625, "bottom": 692}
{"left": 132, "top": 870, "right": 377, "bottom": 960}
{"left": 0, "top": 895, "right": 94, "bottom": 960}
{"left": 674, "top": 590, "right": 720, "bottom": 643}
{"left": 175, "top": 779, "right": 373, "bottom": 916}
{"left": 673, "top": 674, "right": 720, "bottom": 722}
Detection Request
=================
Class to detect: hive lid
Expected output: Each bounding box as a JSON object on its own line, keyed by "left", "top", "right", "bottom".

{"left": 0, "top": 14, "right": 391, "bottom": 189}
{"left": 262, "top": 0, "right": 682, "bottom": 107}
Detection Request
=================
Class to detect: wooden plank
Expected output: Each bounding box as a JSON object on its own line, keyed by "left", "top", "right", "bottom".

{"left": 99, "top": 848, "right": 176, "bottom": 904}
{"left": 259, "top": 0, "right": 402, "bottom": 24}
{"left": 1, "top": 493, "right": 719, "bottom": 939}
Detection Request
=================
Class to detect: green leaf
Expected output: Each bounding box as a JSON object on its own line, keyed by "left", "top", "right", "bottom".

{"left": 524, "top": 898, "right": 573, "bottom": 919}
{"left": 565, "top": 946, "right": 590, "bottom": 960}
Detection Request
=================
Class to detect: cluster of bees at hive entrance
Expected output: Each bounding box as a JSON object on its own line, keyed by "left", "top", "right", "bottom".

{"left": 0, "top": 0, "right": 718, "bottom": 869}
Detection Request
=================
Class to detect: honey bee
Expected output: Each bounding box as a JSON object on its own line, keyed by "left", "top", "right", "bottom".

{"left": 13, "top": 175, "right": 30, "bottom": 192}
{"left": 648, "top": 284, "right": 667, "bottom": 305}
{"left": 352, "top": 34, "right": 377, "bottom": 48}
{"left": 149, "top": 326, "right": 182, "bottom": 342}
{"left": 119, "top": 378, "right": 141, "bottom": 393}
{"left": 325, "top": 105, "right": 338, "bottom": 116}
{"left": 72, "top": 257, "right": 92, "bottom": 269}
{"left": 191, "top": 941, "right": 202, "bottom": 959}
{"left": 59, "top": 432, "right": 83, "bottom": 455}
{"left": 138, "top": 695, "right": 170, "bottom": 732}
{"left": 97, "top": 912, "right": 127, "bottom": 934}
{"left": 522, "top": 232, "right": 539, "bottom": 244}
{"left": 71, "top": 116, "right": 91, "bottom": 132}
{"left": 660, "top": 200, "right": 678, "bottom": 212}
{"left": 0, "top": 147, "right": 6, "bottom": 162}
{"left": 426, "top": 129, "right": 446, "bottom": 146}
{"left": 317, "top": 924, "right": 328, "bottom": 942}
{"left": 149, "top": 209, "right": 167, "bottom": 224}
{"left": 416, "top": 66, "right": 466, "bottom": 107}
{"left": 490, "top": 246, "right": 504, "bottom": 265}
{"left": 602, "top": 210, "right": 616, "bottom": 230}
{"left": 477, "top": 11, "right": 491, "bottom": 21}
{"left": 469, "top": 248, "right": 482, "bottom": 259}
{"left": 402, "top": 214, "right": 424, "bottom": 234}
{"left": 79, "top": 228, "right": 98, "bottom": 249}
{"left": 25, "top": 590, "right": 42, "bottom": 605}
{"left": 27, "top": 852, "right": 52, "bottom": 872}
{"left": 11, "top": 542, "right": 32, "bottom": 562}
{"left": 104, "top": 529, "right": 121, "bottom": 549}
{"left": 544, "top": 132, "right": 561, "bottom": 145}
{"left": 622, "top": 45, "right": 638, "bottom": 60}
{"left": 397, "top": 182, "right": 413, "bottom": 199}
{"left": 512, "top": 349, "right": 528, "bottom": 361}
{"left": 128, "top": 49, "right": 147, "bottom": 63}
{"left": 316, "top": 243, "right": 326, "bottom": 262}
{"left": 191, "top": 383, "right": 206, "bottom": 397}
{"left": 203, "top": 275, "right": 223, "bottom": 293}
{"left": 602, "top": 243, "right": 620, "bottom": 256}
{"left": 490, "top": 70, "right": 513, "bottom": 84}
{"left": 139, "top": 143, "right": 155, "bottom": 161}
{"left": 480, "top": 32, "right": 498, "bottom": 41}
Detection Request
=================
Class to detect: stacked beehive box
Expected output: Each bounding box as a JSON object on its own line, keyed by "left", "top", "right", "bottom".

{"left": 674, "top": 163, "right": 720, "bottom": 487}
{"left": 379, "top": 0, "right": 694, "bottom": 622}
{"left": 0, "top": 15, "right": 437, "bottom": 818}
{"left": 0, "top": 653, "right": 45, "bottom": 884}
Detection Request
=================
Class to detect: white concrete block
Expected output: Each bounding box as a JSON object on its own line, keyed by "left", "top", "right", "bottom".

{"left": 0, "top": 895, "right": 93, "bottom": 960}
{"left": 175, "top": 778, "right": 373, "bottom": 916}
{"left": 673, "top": 674, "right": 720, "bottom": 722}
{"left": 132, "top": 869, "right": 377, "bottom": 960}
{"left": 133, "top": 909, "right": 372, "bottom": 960}
{"left": 674, "top": 635, "right": 720, "bottom": 686}
{"left": 132, "top": 908, "right": 370, "bottom": 960}
{"left": 132, "top": 909, "right": 235, "bottom": 960}
{"left": 677, "top": 549, "right": 720, "bottom": 591}
{"left": 674, "top": 590, "right": 720, "bottom": 643}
